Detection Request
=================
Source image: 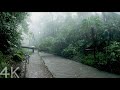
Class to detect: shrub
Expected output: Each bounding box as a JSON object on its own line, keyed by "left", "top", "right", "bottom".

{"left": 61, "top": 44, "right": 78, "bottom": 58}
{"left": 95, "top": 52, "right": 107, "bottom": 70}
{"left": 13, "top": 54, "right": 23, "bottom": 62}
{"left": 81, "top": 54, "right": 95, "bottom": 66}
{"left": 106, "top": 41, "right": 120, "bottom": 61}
{"left": 0, "top": 51, "right": 11, "bottom": 78}
{"left": 12, "top": 49, "right": 24, "bottom": 62}
{"left": 39, "top": 37, "right": 55, "bottom": 52}
{"left": 81, "top": 41, "right": 120, "bottom": 74}
{"left": 81, "top": 52, "right": 107, "bottom": 71}
{"left": 105, "top": 41, "right": 120, "bottom": 74}
{"left": 72, "top": 53, "right": 84, "bottom": 62}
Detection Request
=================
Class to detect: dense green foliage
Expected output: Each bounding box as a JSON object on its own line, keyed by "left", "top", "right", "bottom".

{"left": 0, "top": 12, "right": 28, "bottom": 77}
{"left": 38, "top": 12, "right": 120, "bottom": 74}
{"left": 0, "top": 12, "right": 28, "bottom": 54}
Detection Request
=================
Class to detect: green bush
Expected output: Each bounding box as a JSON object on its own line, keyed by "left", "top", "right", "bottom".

{"left": 0, "top": 51, "right": 22, "bottom": 78}
{"left": 61, "top": 44, "right": 78, "bottom": 58}
{"left": 105, "top": 41, "right": 120, "bottom": 74}
{"left": 81, "top": 54, "right": 95, "bottom": 66}
{"left": 12, "top": 49, "right": 24, "bottom": 62}
{"left": 106, "top": 41, "right": 120, "bottom": 61}
{"left": 72, "top": 53, "right": 84, "bottom": 62}
{"left": 81, "top": 43, "right": 120, "bottom": 74}
{"left": 13, "top": 54, "right": 23, "bottom": 62}
{"left": 95, "top": 52, "right": 107, "bottom": 70}
{"left": 81, "top": 52, "right": 107, "bottom": 71}
{"left": 39, "top": 37, "right": 55, "bottom": 52}
{"left": 22, "top": 48, "right": 32, "bottom": 55}
{"left": 0, "top": 52, "right": 11, "bottom": 78}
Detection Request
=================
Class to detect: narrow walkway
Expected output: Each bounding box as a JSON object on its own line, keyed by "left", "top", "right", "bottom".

{"left": 40, "top": 52, "right": 120, "bottom": 78}
{"left": 25, "top": 51, "right": 53, "bottom": 78}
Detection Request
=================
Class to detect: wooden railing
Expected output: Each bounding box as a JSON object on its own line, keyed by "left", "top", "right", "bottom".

{"left": 21, "top": 46, "right": 37, "bottom": 49}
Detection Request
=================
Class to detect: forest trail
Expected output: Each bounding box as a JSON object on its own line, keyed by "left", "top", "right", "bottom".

{"left": 40, "top": 52, "right": 120, "bottom": 78}
{"left": 25, "top": 51, "right": 120, "bottom": 78}
{"left": 25, "top": 51, "right": 53, "bottom": 78}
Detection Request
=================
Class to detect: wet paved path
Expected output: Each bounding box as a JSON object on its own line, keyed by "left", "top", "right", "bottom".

{"left": 25, "top": 51, "right": 53, "bottom": 78}
{"left": 40, "top": 52, "right": 120, "bottom": 78}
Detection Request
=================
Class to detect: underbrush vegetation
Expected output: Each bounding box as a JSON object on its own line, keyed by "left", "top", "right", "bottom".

{"left": 0, "top": 12, "right": 28, "bottom": 78}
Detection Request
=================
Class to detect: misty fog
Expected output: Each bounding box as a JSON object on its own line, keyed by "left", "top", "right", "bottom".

{"left": 21, "top": 12, "right": 102, "bottom": 46}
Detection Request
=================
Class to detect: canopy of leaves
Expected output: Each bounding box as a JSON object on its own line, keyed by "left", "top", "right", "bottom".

{"left": 0, "top": 12, "right": 28, "bottom": 54}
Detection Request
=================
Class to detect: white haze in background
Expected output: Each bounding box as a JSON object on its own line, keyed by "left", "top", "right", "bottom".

{"left": 29, "top": 12, "right": 102, "bottom": 37}
{"left": 21, "top": 12, "right": 47, "bottom": 46}
{"left": 21, "top": 12, "right": 102, "bottom": 46}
